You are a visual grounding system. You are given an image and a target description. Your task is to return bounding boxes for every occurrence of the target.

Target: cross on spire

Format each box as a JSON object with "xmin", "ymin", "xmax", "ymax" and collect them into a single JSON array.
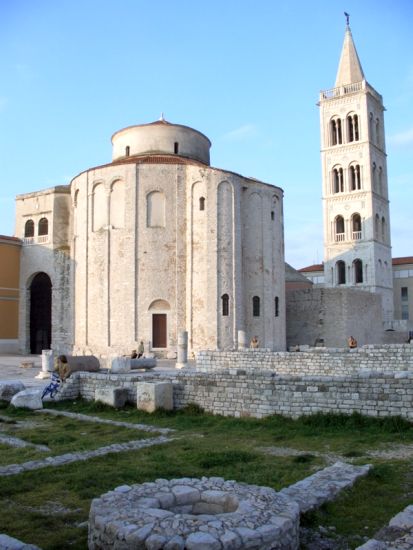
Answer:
[{"xmin": 344, "ymin": 12, "xmax": 350, "ymax": 26}]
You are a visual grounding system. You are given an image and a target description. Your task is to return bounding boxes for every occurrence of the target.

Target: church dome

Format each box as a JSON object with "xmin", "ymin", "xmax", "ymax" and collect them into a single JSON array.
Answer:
[{"xmin": 111, "ymin": 118, "xmax": 211, "ymax": 165}]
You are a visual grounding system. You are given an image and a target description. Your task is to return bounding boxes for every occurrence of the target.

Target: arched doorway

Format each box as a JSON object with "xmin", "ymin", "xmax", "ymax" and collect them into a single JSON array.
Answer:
[{"xmin": 30, "ymin": 273, "xmax": 52, "ymax": 353}]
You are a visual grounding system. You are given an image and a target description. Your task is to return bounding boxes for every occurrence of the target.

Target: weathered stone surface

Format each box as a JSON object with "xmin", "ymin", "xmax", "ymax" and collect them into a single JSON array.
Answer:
[
  {"xmin": 110, "ymin": 357, "xmax": 131, "ymax": 373},
  {"xmin": 88, "ymin": 477, "xmax": 300, "ymax": 549},
  {"xmin": 185, "ymin": 531, "xmax": 220, "ymax": 550},
  {"xmin": 356, "ymin": 504, "xmax": 413, "ymax": 549},
  {"xmin": 130, "ymin": 358, "xmax": 156, "ymax": 370},
  {"xmin": 136, "ymin": 382, "xmax": 173, "ymax": 413},
  {"xmin": 95, "ymin": 388, "xmax": 129, "ymax": 408},
  {"xmin": 280, "ymin": 461, "xmax": 371, "ymax": 513},
  {"xmin": 0, "ymin": 533, "xmax": 41, "ymax": 549},
  {"xmin": 389, "ymin": 504, "xmax": 413, "ymax": 529},
  {"xmin": 10, "ymin": 389, "xmax": 43, "ymax": 410},
  {"xmin": 0, "ymin": 381, "xmax": 25, "ymax": 402}
]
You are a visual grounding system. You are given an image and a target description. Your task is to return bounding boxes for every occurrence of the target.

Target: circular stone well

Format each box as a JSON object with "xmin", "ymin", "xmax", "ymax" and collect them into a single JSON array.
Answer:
[{"xmin": 88, "ymin": 477, "xmax": 299, "ymax": 549}]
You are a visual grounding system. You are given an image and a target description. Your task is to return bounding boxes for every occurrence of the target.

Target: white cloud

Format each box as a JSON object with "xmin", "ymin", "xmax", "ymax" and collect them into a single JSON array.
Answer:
[
  {"xmin": 388, "ymin": 127, "xmax": 413, "ymax": 147},
  {"xmin": 221, "ymin": 124, "xmax": 258, "ymax": 142}
]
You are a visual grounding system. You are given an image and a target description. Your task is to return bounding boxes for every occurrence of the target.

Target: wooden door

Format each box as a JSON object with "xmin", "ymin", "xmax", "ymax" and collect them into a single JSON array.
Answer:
[{"xmin": 152, "ymin": 314, "xmax": 167, "ymax": 348}]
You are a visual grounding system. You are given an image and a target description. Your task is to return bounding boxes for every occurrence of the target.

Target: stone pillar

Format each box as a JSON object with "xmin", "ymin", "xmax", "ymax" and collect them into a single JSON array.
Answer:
[
  {"xmin": 36, "ymin": 349, "xmax": 54, "ymax": 379},
  {"xmin": 238, "ymin": 330, "xmax": 247, "ymax": 350},
  {"xmin": 176, "ymin": 331, "xmax": 188, "ymax": 369}
]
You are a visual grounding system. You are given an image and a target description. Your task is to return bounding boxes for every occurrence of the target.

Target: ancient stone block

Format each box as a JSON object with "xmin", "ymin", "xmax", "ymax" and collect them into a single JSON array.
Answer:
[
  {"xmin": 0, "ymin": 381, "xmax": 25, "ymax": 402},
  {"xmin": 111, "ymin": 357, "xmax": 131, "ymax": 373},
  {"xmin": 95, "ymin": 388, "xmax": 129, "ymax": 408},
  {"xmin": 11, "ymin": 389, "xmax": 43, "ymax": 410},
  {"xmin": 136, "ymin": 382, "xmax": 173, "ymax": 412}
]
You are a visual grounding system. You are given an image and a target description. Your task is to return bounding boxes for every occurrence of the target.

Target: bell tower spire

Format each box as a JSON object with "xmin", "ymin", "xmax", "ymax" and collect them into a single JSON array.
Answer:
[
  {"xmin": 335, "ymin": 17, "xmax": 364, "ymax": 87},
  {"xmin": 318, "ymin": 20, "xmax": 394, "ymax": 323}
]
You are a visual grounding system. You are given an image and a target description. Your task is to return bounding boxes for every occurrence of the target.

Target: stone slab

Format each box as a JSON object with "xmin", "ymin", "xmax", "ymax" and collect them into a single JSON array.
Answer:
[
  {"xmin": 95, "ymin": 387, "xmax": 129, "ymax": 408},
  {"xmin": 136, "ymin": 382, "xmax": 173, "ymax": 412},
  {"xmin": 0, "ymin": 533, "xmax": 41, "ymax": 549},
  {"xmin": 10, "ymin": 389, "xmax": 43, "ymax": 410}
]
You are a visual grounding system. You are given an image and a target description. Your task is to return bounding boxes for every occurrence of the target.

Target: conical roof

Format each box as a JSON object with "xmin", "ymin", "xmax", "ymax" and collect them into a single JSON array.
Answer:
[{"xmin": 335, "ymin": 25, "xmax": 364, "ymax": 87}]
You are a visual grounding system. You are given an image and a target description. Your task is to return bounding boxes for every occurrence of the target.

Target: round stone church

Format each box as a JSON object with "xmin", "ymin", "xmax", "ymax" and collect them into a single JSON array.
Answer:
[{"xmin": 16, "ymin": 118, "xmax": 285, "ymax": 358}]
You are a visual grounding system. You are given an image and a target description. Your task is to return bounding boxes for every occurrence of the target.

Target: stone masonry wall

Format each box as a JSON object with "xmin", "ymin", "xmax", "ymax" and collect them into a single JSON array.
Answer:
[
  {"xmin": 56, "ymin": 345, "xmax": 413, "ymax": 420},
  {"xmin": 196, "ymin": 346, "xmax": 413, "ymax": 376}
]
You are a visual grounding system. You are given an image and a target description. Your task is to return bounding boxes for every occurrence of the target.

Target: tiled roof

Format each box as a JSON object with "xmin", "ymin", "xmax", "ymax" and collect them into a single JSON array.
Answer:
[
  {"xmin": 393, "ymin": 256, "xmax": 413, "ymax": 266},
  {"xmin": 117, "ymin": 154, "xmax": 207, "ymax": 167},
  {"xmin": 0, "ymin": 235, "xmax": 22, "ymax": 244},
  {"xmin": 298, "ymin": 263, "xmax": 324, "ymax": 273}
]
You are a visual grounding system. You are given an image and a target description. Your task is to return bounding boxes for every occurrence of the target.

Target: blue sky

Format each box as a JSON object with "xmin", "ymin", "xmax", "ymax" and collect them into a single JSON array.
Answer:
[{"xmin": 1, "ymin": 0, "xmax": 412, "ymax": 268}]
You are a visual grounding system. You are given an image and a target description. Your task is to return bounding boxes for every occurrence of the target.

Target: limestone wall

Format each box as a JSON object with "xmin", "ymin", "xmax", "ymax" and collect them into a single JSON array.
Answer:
[
  {"xmin": 286, "ymin": 287, "xmax": 383, "ymax": 348},
  {"xmin": 57, "ymin": 344, "xmax": 413, "ymax": 420},
  {"xmin": 196, "ymin": 346, "xmax": 413, "ymax": 375},
  {"xmin": 71, "ymin": 158, "xmax": 285, "ymax": 358}
]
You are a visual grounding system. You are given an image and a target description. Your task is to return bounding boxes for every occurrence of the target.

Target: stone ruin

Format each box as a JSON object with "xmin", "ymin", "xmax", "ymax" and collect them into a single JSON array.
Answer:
[{"xmin": 88, "ymin": 477, "xmax": 300, "ymax": 549}]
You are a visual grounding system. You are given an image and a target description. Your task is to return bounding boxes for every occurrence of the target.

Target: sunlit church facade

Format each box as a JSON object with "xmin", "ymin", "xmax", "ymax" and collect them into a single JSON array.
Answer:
[{"xmin": 0, "ymin": 21, "xmax": 411, "ymax": 356}]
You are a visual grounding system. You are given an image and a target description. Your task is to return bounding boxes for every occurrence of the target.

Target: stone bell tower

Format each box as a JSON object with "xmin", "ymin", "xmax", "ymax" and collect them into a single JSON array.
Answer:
[{"xmin": 318, "ymin": 19, "xmax": 394, "ymax": 323}]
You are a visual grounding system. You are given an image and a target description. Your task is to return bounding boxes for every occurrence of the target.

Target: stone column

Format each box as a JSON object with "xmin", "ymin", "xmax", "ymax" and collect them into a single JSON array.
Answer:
[
  {"xmin": 238, "ymin": 330, "xmax": 247, "ymax": 350},
  {"xmin": 36, "ymin": 349, "xmax": 54, "ymax": 379},
  {"xmin": 176, "ymin": 331, "xmax": 188, "ymax": 369}
]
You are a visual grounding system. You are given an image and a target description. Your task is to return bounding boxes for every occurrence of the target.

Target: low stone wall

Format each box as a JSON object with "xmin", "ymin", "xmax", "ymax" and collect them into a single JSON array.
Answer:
[
  {"xmin": 173, "ymin": 370, "xmax": 413, "ymax": 419},
  {"xmin": 57, "ymin": 369, "xmax": 413, "ymax": 421},
  {"xmin": 197, "ymin": 345, "xmax": 413, "ymax": 376}
]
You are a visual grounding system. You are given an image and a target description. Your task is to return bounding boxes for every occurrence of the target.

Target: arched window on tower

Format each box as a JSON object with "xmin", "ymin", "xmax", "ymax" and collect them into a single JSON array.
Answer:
[
  {"xmin": 372, "ymin": 162, "xmax": 377, "ymax": 192},
  {"xmin": 375, "ymin": 214, "xmax": 380, "ymax": 239},
  {"xmin": 335, "ymin": 215, "xmax": 345, "ymax": 242},
  {"xmin": 332, "ymin": 167, "xmax": 344, "ymax": 193},
  {"xmin": 330, "ymin": 117, "xmax": 342, "ymax": 146},
  {"xmin": 336, "ymin": 261, "xmax": 346, "ymax": 285},
  {"xmin": 199, "ymin": 197, "xmax": 205, "ymax": 211},
  {"xmin": 381, "ymin": 216, "xmax": 386, "ymax": 242},
  {"xmin": 221, "ymin": 294, "xmax": 229, "ymax": 316},
  {"xmin": 38, "ymin": 217, "xmax": 48, "ymax": 236},
  {"xmin": 369, "ymin": 112, "xmax": 374, "ymax": 141},
  {"xmin": 353, "ymin": 259, "xmax": 363, "ymax": 283},
  {"xmin": 347, "ymin": 113, "xmax": 359, "ymax": 142},
  {"xmin": 378, "ymin": 167, "xmax": 383, "ymax": 195},
  {"xmin": 349, "ymin": 164, "xmax": 361, "ymax": 190},
  {"xmin": 376, "ymin": 118, "xmax": 380, "ymax": 147},
  {"xmin": 274, "ymin": 296, "xmax": 279, "ymax": 317},
  {"xmin": 351, "ymin": 213, "xmax": 362, "ymax": 240},
  {"xmin": 24, "ymin": 219, "xmax": 34, "ymax": 238},
  {"xmin": 252, "ymin": 296, "xmax": 260, "ymax": 317}
]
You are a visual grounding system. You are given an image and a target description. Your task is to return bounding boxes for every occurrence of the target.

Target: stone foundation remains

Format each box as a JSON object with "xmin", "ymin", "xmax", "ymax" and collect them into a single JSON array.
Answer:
[
  {"xmin": 55, "ymin": 344, "xmax": 413, "ymax": 420},
  {"xmin": 88, "ymin": 477, "xmax": 300, "ymax": 549}
]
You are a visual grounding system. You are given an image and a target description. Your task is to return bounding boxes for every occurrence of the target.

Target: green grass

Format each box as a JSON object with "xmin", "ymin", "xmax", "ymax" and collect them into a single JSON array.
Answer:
[{"xmin": 0, "ymin": 401, "xmax": 413, "ymax": 549}]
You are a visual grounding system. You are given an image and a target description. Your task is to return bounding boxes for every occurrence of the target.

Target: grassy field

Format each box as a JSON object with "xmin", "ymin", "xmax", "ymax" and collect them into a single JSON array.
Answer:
[{"xmin": 1, "ymin": 399, "xmax": 413, "ymax": 549}]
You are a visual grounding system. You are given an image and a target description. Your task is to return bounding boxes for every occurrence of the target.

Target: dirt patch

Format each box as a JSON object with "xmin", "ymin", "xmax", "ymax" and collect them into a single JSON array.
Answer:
[{"xmin": 259, "ymin": 443, "xmax": 413, "ymax": 463}]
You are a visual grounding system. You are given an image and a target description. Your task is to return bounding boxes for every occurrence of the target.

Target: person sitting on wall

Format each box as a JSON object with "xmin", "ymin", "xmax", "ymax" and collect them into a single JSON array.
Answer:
[
  {"xmin": 131, "ymin": 350, "xmax": 138, "ymax": 359},
  {"xmin": 137, "ymin": 341, "xmax": 144, "ymax": 358},
  {"xmin": 348, "ymin": 336, "xmax": 358, "ymax": 349},
  {"xmin": 250, "ymin": 336, "xmax": 259, "ymax": 349}
]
